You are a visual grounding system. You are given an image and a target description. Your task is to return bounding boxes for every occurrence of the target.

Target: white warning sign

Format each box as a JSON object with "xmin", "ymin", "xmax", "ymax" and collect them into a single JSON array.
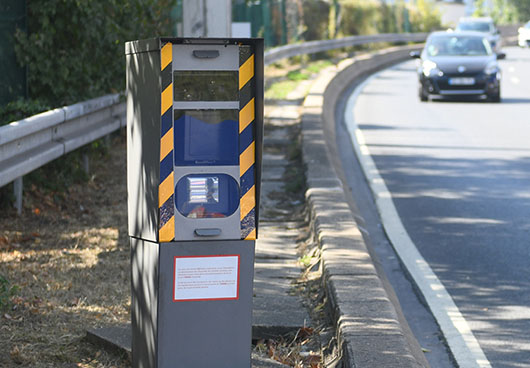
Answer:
[{"xmin": 173, "ymin": 255, "xmax": 240, "ymax": 301}]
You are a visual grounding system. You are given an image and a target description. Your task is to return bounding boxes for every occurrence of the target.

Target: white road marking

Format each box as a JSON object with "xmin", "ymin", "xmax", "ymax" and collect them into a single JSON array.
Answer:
[{"xmin": 344, "ymin": 70, "xmax": 492, "ymax": 368}]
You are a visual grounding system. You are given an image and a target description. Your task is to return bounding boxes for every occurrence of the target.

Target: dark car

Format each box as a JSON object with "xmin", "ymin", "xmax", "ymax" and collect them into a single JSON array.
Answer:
[{"xmin": 411, "ymin": 31, "xmax": 505, "ymax": 102}]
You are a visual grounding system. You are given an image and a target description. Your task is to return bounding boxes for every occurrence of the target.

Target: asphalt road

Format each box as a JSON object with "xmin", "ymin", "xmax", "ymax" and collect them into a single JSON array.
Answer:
[{"xmin": 342, "ymin": 47, "xmax": 530, "ymax": 367}]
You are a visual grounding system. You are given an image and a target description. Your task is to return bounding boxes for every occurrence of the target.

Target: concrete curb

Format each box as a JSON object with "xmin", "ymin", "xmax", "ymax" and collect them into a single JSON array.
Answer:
[{"xmin": 301, "ymin": 46, "xmax": 427, "ymax": 368}]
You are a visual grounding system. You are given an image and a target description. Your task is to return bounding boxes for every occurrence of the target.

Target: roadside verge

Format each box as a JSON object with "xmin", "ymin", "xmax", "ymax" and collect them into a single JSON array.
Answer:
[{"xmin": 300, "ymin": 45, "xmax": 427, "ymax": 367}]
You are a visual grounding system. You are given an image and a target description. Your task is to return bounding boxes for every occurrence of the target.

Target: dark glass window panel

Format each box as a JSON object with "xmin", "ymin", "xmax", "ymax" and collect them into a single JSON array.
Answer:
[
  {"xmin": 175, "ymin": 174, "xmax": 239, "ymax": 219},
  {"xmin": 174, "ymin": 71, "xmax": 238, "ymax": 101},
  {"xmin": 174, "ymin": 110, "xmax": 239, "ymax": 166}
]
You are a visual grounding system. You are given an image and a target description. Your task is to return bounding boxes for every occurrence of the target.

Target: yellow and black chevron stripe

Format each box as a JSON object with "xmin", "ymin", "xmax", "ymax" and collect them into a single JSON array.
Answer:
[
  {"xmin": 159, "ymin": 42, "xmax": 175, "ymax": 242},
  {"xmin": 239, "ymin": 46, "xmax": 256, "ymax": 240}
]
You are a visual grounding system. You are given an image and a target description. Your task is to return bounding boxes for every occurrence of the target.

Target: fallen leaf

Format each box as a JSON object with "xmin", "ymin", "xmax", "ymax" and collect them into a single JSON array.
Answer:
[
  {"xmin": 10, "ymin": 346, "xmax": 25, "ymax": 364},
  {"xmin": 297, "ymin": 327, "xmax": 314, "ymax": 339},
  {"xmin": 0, "ymin": 235, "xmax": 8, "ymax": 246}
]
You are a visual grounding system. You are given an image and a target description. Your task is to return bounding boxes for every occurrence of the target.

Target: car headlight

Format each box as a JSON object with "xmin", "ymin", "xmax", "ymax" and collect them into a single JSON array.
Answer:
[
  {"xmin": 422, "ymin": 60, "xmax": 443, "ymax": 77},
  {"xmin": 484, "ymin": 62, "xmax": 499, "ymax": 75}
]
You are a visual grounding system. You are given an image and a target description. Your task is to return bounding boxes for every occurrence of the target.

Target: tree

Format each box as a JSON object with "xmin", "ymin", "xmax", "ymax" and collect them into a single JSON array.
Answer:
[
  {"xmin": 510, "ymin": 0, "xmax": 530, "ymax": 20},
  {"xmin": 14, "ymin": 0, "xmax": 173, "ymax": 107}
]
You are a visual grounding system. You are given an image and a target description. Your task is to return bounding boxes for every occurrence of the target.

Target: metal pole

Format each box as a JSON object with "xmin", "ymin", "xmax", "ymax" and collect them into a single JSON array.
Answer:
[
  {"xmin": 262, "ymin": 0, "xmax": 273, "ymax": 47},
  {"xmin": 13, "ymin": 177, "xmax": 23, "ymax": 215},
  {"xmin": 280, "ymin": 0, "xmax": 287, "ymax": 44},
  {"xmin": 183, "ymin": 0, "xmax": 231, "ymax": 37},
  {"xmin": 182, "ymin": 0, "xmax": 205, "ymax": 37},
  {"xmin": 82, "ymin": 152, "xmax": 89, "ymax": 175}
]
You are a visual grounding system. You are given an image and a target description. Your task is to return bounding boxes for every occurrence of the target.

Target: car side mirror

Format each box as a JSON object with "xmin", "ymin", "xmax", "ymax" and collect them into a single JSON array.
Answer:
[
  {"xmin": 410, "ymin": 51, "xmax": 421, "ymax": 59},
  {"xmin": 497, "ymin": 52, "xmax": 506, "ymax": 60}
]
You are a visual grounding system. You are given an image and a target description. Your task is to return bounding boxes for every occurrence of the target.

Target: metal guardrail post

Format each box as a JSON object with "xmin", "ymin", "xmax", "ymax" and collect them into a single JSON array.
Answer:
[
  {"xmin": 82, "ymin": 152, "xmax": 90, "ymax": 175},
  {"xmin": 14, "ymin": 177, "xmax": 23, "ymax": 215}
]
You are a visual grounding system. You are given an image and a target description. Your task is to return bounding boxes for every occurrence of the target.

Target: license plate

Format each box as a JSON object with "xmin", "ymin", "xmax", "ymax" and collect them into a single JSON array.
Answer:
[{"xmin": 449, "ymin": 77, "xmax": 475, "ymax": 86}]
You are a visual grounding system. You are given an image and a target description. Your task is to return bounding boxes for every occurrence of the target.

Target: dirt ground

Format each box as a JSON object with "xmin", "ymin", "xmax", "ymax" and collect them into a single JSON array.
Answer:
[{"xmin": 0, "ymin": 131, "xmax": 131, "ymax": 367}]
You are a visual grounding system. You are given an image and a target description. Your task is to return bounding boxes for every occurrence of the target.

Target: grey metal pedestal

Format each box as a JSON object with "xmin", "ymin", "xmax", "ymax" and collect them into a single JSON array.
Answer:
[{"xmin": 131, "ymin": 238, "xmax": 256, "ymax": 368}]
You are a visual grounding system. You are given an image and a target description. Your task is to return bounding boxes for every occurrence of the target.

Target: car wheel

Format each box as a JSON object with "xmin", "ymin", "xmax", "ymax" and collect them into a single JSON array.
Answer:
[{"xmin": 419, "ymin": 86, "xmax": 428, "ymax": 102}]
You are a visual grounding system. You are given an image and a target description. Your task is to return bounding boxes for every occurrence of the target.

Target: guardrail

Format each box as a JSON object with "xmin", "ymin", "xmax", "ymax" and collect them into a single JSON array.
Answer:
[
  {"xmin": 0, "ymin": 32, "xmax": 427, "ymax": 214},
  {"xmin": 0, "ymin": 94, "xmax": 126, "ymax": 212},
  {"xmin": 264, "ymin": 33, "xmax": 427, "ymax": 65}
]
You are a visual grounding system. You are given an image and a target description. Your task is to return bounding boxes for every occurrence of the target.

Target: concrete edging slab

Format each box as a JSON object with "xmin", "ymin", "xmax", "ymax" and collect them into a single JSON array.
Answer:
[{"xmin": 301, "ymin": 45, "xmax": 427, "ymax": 368}]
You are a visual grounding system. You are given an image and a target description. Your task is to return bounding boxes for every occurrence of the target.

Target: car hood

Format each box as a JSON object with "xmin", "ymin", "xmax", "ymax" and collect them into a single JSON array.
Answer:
[{"xmin": 428, "ymin": 55, "xmax": 496, "ymax": 74}]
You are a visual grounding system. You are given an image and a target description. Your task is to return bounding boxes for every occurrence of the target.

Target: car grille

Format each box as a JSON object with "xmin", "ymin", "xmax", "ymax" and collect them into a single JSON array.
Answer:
[{"xmin": 435, "ymin": 73, "xmax": 488, "ymax": 91}]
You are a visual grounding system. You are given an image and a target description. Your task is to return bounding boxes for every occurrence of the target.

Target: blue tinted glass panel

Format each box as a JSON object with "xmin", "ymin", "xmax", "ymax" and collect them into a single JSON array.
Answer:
[
  {"xmin": 175, "ymin": 174, "xmax": 239, "ymax": 219},
  {"xmin": 174, "ymin": 110, "xmax": 239, "ymax": 166}
]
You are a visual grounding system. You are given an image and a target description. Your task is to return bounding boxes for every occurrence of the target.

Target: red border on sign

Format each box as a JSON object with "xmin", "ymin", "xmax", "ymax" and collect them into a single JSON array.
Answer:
[{"xmin": 172, "ymin": 254, "xmax": 241, "ymax": 302}]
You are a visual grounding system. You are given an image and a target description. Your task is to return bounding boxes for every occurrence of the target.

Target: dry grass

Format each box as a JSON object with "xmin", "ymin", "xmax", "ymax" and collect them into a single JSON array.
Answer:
[{"xmin": 0, "ymin": 131, "xmax": 130, "ymax": 367}]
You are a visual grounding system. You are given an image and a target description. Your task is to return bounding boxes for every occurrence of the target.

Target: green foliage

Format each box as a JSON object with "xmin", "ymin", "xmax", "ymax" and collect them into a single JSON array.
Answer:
[
  {"xmin": 491, "ymin": 0, "xmax": 518, "ymax": 24},
  {"xmin": 505, "ymin": 0, "xmax": 530, "ymax": 21},
  {"xmin": 305, "ymin": 60, "xmax": 333, "ymax": 74},
  {"xmin": 0, "ymin": 275, "xmax": 19, "ymax": 312},
  {"xmin": 1, "ymin": 1, "xmax": 173, "ymax": 209},
  {"xmin": 265, "ymin": 59, "xmax": 333, "ymax": 100},
  {"xmin": 26, "ymin": 151, "xmax": 89, "ymax": 193},
  {"xmin": 287, "ymin": 70, "xmax": 312, "ymax": 81},
  {"xmin": 301, "ymin": 0, "xmax": 331, "ymax": 40},
  {"xmin": 0, "ymin": 184, "xmax": 15, "ymax": 210},
  {"xmin": 473, "ymin": 0, "xmax": 488, "ymax": 16},
  {"xmin": 338, "ymin": 0, "xmax": 381, "ymax": 36},
  {"xmin": 336, "ymin": 0, "xmax": 441, "ymax": 37},
  {"xmin": 265, "ymin": 80, "xmax": 299, "ymax": 100},
  {"xmin": 14, "ymin": 0, "xmax": 174, "ymax": 108},
  {"xmin": 409, "ymin": 0, "xmax": 442, "ymax": 33},
  {"xmin": 0, "ymin": 98, "xmax": 50, "ymax": 126}
]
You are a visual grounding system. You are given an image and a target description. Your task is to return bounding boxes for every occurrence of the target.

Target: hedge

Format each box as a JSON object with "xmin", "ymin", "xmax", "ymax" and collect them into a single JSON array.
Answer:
[{"xmin": 13, "ymin": 0, "xmax": 174, "ymax": 111}]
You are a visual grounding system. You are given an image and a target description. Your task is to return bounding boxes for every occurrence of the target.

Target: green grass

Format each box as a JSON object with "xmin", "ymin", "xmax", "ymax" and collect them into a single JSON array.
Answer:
[
  {"xmin": 0, "ymin": 275, "xmax": 18, "ymax": 311},
  {"xmin": 265, "ymin": 59, "xmax": 334, "ymax": 100},
  {"xmin": 265, "ymin": 80, "xmax": 300, "ymax": 100}
]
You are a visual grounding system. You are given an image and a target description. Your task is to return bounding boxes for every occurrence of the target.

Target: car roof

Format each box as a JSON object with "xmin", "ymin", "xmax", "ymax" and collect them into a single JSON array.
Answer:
[
  {"xmin": 458, "ymin": 16, "xmax": 494, "ymax": 23},
  {"xmin": 428, "ymin": 30, "xmax": 488, "ymax": 38}
]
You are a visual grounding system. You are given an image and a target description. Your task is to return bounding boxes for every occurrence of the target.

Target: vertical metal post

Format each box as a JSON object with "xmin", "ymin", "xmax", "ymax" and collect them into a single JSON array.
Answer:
[
  {"xmin": 13, "ymin": 177, "xmax": 23, "ymax": 215},
  {"xmin": 280, "ymin": 0, "xmax": 287, "ymax": 45},
  {"xmin": 82, "ymin": 153, "xmax": 89, "ymax": 175},
  {"xmin": 262, "ymin": 0, "xmax": 273, "ymax": 47},
  {"xmin": 182, "ymin": 0, "xmax": 231, "ymax": 37},
  {"xmin": 205, "ymin": 0, "xmax": 231, "ymax": 37},
  {"xmin": 182, "ymin": 0, "xmax": 205, "ymax": 37}
]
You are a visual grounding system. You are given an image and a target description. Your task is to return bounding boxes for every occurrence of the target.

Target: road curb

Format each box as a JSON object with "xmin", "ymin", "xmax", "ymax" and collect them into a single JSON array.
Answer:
[{"xmin": 300, "ymin": 45, "xmax": 428, "ymax": 367}]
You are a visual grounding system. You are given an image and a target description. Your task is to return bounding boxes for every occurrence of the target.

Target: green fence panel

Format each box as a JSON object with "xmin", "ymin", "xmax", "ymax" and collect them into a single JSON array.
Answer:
[
  {"xmin": 232, "ymin": 0, "xmax": 293, "ymax": 47},
  {"xmin": 0, "ymin": 0, "xmax": 27, "ymax": 106}
]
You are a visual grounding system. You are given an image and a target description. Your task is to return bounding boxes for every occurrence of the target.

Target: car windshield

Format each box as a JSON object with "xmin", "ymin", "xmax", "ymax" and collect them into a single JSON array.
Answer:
[
  {"xmin": 426, "ymin": 35, "xmax": 492, "ymax": 57},
  {"xmin": 457, "ymin": 22, "xmax": 491, "ymax": 33}
]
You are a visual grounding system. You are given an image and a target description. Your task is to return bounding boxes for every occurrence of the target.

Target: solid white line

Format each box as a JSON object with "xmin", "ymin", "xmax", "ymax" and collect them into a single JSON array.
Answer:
[{"xmin": 344, "ymin": 69, "xmax": 492, "ymax": 368}]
